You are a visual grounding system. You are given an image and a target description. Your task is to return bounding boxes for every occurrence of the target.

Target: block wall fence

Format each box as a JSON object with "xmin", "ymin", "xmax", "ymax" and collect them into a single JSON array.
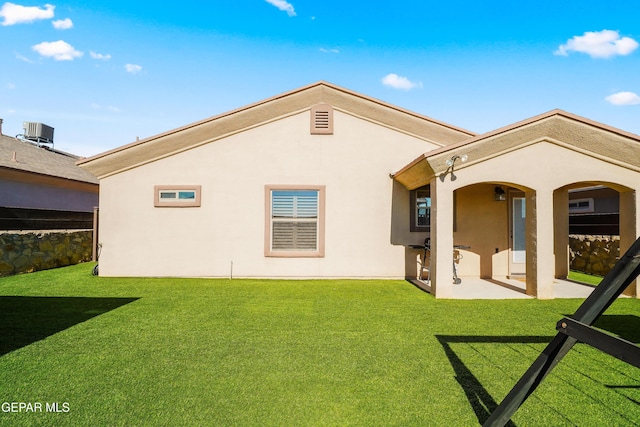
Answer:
[
  {"xmin": 569, "ymin": 235, "xmax": 619, "ymax": 277},
  {"xmin": 0, "ymin": 230, "xmax": 93, "ymax": 277}
]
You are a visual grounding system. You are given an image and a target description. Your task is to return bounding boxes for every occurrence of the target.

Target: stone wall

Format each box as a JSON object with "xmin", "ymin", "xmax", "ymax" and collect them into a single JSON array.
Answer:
[
  {"xmin": 0, "ymin": 230, "xmax": 93, "ymax": 277},
  {"xmin": 569, "ymin": 235, "xmax": 619, "ymax": 277}
]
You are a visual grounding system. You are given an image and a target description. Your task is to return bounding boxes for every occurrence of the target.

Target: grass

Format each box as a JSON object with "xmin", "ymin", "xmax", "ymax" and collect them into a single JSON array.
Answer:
[
  {"xmin": 568, "ymin": 270, "xmax": 605, "ymax": 286},
  {"xmin": 0, "ymin": 263, "xmax": 638, "ymax": 426}
]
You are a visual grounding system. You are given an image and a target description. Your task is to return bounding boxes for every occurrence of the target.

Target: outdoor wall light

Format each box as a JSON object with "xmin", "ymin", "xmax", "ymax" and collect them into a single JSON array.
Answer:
[
  {"xmin": 440, "ymin": 154, "xmax": 468, "ymax": 182},
  {"xmin": 494, "ymin": 185, "xmax": 506, "ymax": 201},
  {"xmin": 445, "ymin": 154, "xmax": 468, "ymax": 168}
]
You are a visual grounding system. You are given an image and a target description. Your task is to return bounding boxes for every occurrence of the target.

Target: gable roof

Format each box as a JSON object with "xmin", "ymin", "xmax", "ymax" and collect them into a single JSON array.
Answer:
[
  {"xmin": 393, "ymin": 109, "xmax": 640, "ymax": 190},
  {"xmin": 0, "ymin": 134, "xmax": 98, "ymax": 185},
  {"xmin": 78, "ymin": 81, "xmax": 475, "ymax": 179}
]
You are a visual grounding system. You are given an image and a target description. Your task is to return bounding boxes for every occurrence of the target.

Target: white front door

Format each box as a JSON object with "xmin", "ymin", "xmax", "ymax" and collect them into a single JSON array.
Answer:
[{"xmin": 509, "ymin": 195, "xmax": 526, "ymax": 276}]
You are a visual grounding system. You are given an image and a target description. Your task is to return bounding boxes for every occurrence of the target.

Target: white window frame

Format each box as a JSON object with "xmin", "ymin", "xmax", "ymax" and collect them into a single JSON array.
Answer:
[
  {"xmin": 569, "ymin": 198, "xmax": 594, "ymax": 214},
  {"xmin": 154, "ymin": 185, "xmax": 201, "ymax": 207},
  {"xmin": 264, "ymin": 185, "xmax": 325, "ymax": 258}
]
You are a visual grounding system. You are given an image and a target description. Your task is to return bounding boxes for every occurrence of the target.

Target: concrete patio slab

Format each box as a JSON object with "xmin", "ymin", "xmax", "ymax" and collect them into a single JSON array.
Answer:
[{"xmin": 411, "ymin": 277, "xmax": 598, "ymax": 299}]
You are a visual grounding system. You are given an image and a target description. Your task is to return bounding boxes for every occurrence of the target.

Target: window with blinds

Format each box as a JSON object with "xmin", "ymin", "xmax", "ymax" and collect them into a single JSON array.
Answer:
[
  {"xmin": 271, "ymin": 190, "xmax": 318, "ymax": 251},
  {"xmin": 265, "ymin": 185, "xmax": 325, "ymax": 257}
]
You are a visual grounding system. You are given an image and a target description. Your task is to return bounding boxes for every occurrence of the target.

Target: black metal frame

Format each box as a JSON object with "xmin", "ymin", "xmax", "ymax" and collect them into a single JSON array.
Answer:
[
  {"xmin": 557, "ymin": 317, "xmax": 640, "ymax": 369},
  {"xmin": 484, "ymin": 236, "xmax": 640, "ymax": 427}
]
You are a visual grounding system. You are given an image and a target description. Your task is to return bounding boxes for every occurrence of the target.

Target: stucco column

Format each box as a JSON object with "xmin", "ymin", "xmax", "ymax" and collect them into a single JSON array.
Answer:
[
  {"xmin": 430, "ymin": 177, "xmax": 454, "ymax": 298},
  {"xmin": 553, "ymin": 189, "xmax": 569, "ymax": 279},
  {"xmin": 619, "ymin": 190, "xmax": 638, "ymax": 297},
  {"xmin": 525, "ymin": 189, "xmax": 555, "ymax": 299}
]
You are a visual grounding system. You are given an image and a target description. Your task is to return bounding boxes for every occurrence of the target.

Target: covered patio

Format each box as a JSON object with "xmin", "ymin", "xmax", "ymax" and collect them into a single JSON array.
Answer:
[{"xmin": 395, "ymin": 110, "xmax": 640, "ymax": 299}]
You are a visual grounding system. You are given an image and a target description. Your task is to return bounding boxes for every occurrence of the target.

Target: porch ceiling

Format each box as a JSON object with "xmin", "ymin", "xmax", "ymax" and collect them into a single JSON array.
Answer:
[{"xmin": 393, "ymin": 109, "xmax": 640, "ymax": 190}]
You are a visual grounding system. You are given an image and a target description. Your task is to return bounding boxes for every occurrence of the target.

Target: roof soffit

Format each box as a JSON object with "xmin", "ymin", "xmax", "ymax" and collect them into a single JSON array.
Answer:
[
  {"xmin": 394, "ymin": 113, "xmax": 640, "ymax": 189},
  {"xmin": 78, "ymin": 82, "xmax": 474, "ymax": 179}
]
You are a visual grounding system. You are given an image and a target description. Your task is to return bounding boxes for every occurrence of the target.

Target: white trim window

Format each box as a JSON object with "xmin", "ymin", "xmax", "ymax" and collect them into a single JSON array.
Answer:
[
  {"xmin": 272, "ymin": 190, "xmax": 318, "ymax": 250},
  {"xmin": 569, "ymin": 198, "xmax": 594, "ymax": 214},
  {"xmin": 154, "ymin": 185, "xmax": 201, "ymax": 207},
  {"xmin": 265, "ymin": 185, "xmax": 325, "ymax": 257}
]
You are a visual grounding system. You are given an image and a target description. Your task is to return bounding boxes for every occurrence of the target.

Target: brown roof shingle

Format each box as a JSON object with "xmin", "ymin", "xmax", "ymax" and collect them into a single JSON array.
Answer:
[{"xmin": 0, "ymin": 134, "xmax": 98, "ymax": 184}]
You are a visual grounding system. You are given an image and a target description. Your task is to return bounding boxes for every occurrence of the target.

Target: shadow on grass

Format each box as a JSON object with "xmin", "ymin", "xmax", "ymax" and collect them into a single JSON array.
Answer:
[
  {"xmin": 593, "ymin": 315, "xmax": 640, "ymax": 343},
  {"xmin": 436, "ymin": 335, "xmax": 553, "ymax": 427},
  {"xmin": 438, "ymin": 315, "xmax": 640, "ymax": 425},
  {"xmin": 0, "ymin": 296, "xmax": 138, "ymax": 356}
]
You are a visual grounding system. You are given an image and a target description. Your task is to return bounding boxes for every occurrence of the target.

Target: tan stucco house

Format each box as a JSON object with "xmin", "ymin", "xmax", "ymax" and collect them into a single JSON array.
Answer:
[{"xmin": 78, "ymin": 82, "xmax": 640, "ymax": 298}]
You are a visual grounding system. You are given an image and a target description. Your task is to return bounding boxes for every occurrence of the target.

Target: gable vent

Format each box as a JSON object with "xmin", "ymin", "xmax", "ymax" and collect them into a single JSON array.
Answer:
[{"xmin": 310, "ymin": 104, "xmax": 333, "ymax": 135}]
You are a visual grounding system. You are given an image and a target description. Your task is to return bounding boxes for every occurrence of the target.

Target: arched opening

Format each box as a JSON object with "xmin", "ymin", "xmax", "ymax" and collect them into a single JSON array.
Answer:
[
  {"xmin": 452, "ymin": 182, "xmax": 533, "ymax": 281},
  {"xmin": 554, "ymin": 182, "xmax": 636, "ymax": 296}
]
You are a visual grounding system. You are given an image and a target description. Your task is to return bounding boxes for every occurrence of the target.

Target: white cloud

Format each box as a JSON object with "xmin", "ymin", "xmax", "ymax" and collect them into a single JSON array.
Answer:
[
  {"xmin": 90, "ymin": 51, "xmax": 111, "ymax": 60},
  {"xmin": 15, "ymin": 52, "xmax": 34, "ymax": 63},
  {"xmin": 319, "ymin": 48, "xmax": 339, "ymax": 54},
  {"xmin": 0, "ymin": 2, "xmax": 55, "ymax": 26},
  {"xmin": 91, "ymin": 103, "xmax": 122, "ymax": 113},
  {"xmin": 381, "ymin": 73, "xmax": 422, "ymax": 90},
  {"xmin": 555, "ymin": 30, "xmax": 639, "ymax": 58},
  {"xmin": 265, "ymin": 0, "xmax": 296, "ymax": 17},
  {"xmin": 32, "ymin": 40, "xmax": 83, "ymax": 61},
  {"xmin": 125, "ymin": 63, "xmax": 142, "ymax": 74},
  {"xmin": 605, "ymin": 91, "xmax": 640, "ymax": 105},
  {"xmin": 52, "ymin": 18, "xmax": 72, "ymax": 29}
]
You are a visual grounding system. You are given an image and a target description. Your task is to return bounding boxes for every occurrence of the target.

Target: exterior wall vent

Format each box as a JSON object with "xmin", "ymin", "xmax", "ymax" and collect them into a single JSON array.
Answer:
[
  {"xmin": 22, "ymin": 122, "xmax": 55, "ymax": 146},
  {"xmin": 310, "ymin": 104, "xmax": 333, "ymax": 135}
]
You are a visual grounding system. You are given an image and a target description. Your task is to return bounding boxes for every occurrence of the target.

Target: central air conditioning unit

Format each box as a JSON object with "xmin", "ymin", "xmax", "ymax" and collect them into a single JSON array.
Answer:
[{"xmin": 22, "ymin": 122, "xmax": 55, "ymax": 146}]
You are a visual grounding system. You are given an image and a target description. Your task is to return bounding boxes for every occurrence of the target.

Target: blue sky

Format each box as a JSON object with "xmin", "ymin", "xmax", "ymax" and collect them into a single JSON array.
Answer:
[{"xmin": 1, "ymin": 0, "xmax": 639, "ymax": 157}]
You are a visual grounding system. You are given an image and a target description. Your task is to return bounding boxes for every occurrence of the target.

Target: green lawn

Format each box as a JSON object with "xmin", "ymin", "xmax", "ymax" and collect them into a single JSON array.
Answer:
[
  {"xmin": 1, "ymin": 264, "xmax": 638, "ymax": 426},
  {"xmin": 568, "ymin": 270, "xmax": 604, "ymax": 286}
]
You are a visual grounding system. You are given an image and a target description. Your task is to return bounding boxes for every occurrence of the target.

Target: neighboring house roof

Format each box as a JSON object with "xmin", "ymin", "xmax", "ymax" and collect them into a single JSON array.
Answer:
[
  {"xmin": 0, "ymin": 134, "xmax": 98, "ymax": 185},
  {"xmin": 393, "ymin": 109, "xmax": 640, "ymax": 190},
  {"xmin": 78, "ymin": 81, "xmax": 476, "ymax": 179}
]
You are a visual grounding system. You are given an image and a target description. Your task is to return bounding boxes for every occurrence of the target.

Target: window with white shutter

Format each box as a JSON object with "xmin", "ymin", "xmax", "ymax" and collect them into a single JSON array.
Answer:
[{"xmin": 265, "ymin": 185, "xmax": 325, "ymax": 257}]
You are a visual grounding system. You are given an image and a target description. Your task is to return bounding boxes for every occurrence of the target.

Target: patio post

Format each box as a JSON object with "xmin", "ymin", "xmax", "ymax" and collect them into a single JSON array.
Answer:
[
  {"xmin": 553, "ymin": 189, "xmax": 569, "ymax": 279},
  {"xmin": 619, "ymin": 189, "xmax": 639, "ymax": 296},
  {"xmin": 525, "ymin": 189, "xmax": 555, "ymax": 299},
  {"xmin": 430, "ymin": 177, "xmax": 455, "ymax": 298}
]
